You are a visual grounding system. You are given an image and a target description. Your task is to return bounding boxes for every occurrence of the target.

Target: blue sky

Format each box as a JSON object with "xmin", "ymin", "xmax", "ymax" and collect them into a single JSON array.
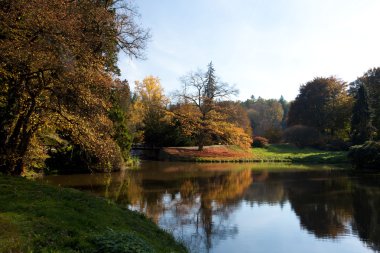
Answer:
[{"xmin": 118, "ymin": 0, "xmax": 380, "ymax": 101}]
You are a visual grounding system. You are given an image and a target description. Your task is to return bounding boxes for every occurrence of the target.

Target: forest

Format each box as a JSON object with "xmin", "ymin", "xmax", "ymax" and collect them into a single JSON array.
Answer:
[{"xmin": 1, "ymin": 0, "xmax": 380, "ymax": 176}]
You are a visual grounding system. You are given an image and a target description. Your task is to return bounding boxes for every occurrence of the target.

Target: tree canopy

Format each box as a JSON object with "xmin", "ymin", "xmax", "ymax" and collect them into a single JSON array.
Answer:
[
  {"xmin": 350, "ymin": 68, "xmax": 380, "ymax": 140},
  {"xmin": 287, "ymin": 77, "xmax": 353, "ymax": 139},
  {"xmin": 175, "ymin": 63, "xmax": 251, "ymax": 150},
  {"xmin": 0, "ymin": 0, "xmax": 149, "ymax": 174},
  {"xmin": 351, "ymin": 84, "xmax": 376, "ymax": 145},
  {"xmin": 242, "ymin": 97, "xmax": 284, "ymax": 142},
  {"xmin": 133, "ymin": 76, "xmax": 170, "ymax": 146}
]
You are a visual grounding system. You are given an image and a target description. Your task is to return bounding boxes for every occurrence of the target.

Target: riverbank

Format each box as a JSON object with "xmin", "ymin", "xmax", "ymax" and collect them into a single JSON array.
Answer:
[
  {"xmin": 160, "ymin": 144, "xmax": 348, "ymax": 164},
  {"xmin": 0, "ymin": 175, "xmax": 187, "ymax": 253}
]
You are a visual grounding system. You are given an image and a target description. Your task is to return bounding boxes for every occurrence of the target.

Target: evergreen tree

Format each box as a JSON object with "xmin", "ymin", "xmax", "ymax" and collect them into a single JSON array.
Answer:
[
  {"xmin": 279, "ymin": 95, "xmax": 289, "ymax": 129},
  {"xmin": 109, "ymin": 80, "xmax": 133, "ymax": 161},
  {"xmin": 205, "ymin": 62, "xmax": 216, "ymax": 99},
  {"xmin": 351, "ymin": 68, "xmax": 380, "ymax": 139},
  {"xmin": 351, "ymin": 85, "xmax": 376, "ymax": 144}
]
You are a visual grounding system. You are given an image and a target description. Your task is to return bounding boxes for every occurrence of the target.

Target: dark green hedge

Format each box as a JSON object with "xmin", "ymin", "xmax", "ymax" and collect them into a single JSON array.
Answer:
[{"xmin": 348, "ymin": 141, "xmax": 380, "ymax": 170}]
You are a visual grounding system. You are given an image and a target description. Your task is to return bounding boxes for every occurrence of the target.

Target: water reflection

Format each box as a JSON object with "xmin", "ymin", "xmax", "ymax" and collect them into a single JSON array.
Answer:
[{"xmin": 42, "ymin": 162, "xmax": 380, "ymax": 253}]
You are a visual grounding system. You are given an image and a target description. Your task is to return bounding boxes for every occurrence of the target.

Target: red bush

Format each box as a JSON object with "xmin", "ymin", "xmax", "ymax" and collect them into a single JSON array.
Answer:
[{"xmin": 252, "ymin": 136, "xmax": 269, "ymax": 148}]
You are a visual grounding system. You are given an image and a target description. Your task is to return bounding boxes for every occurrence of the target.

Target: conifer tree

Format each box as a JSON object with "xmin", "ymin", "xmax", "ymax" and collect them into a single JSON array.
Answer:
[
  {"xmin": 351, "ymin": 85, "xmax": 376, "ymax": 144},
  {"xmin": 205, "ymin": 62, "xmax": 216, "ymax": 99}
]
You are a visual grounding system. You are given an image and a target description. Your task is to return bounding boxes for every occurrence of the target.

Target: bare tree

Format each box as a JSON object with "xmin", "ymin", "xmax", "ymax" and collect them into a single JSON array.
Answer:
[{"xmin": 176, "ymin": 62, "xmax": 239, "ymax": 150}]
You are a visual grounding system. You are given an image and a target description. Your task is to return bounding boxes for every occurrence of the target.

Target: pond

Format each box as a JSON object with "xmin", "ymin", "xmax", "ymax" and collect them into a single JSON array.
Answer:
[{"xmin": 41, "ymin": 162, "xmax": 380, "ymax": 253}]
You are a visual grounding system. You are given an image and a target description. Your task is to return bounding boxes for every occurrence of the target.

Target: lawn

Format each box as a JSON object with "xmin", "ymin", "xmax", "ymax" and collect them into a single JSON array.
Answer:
[
  {"xmin": 251, "ymin": 144, "xmax": 349, "ymax": 163},
  {"xmin": 0, "ymin": 175, "xmax": 187, "ymax": 253}
]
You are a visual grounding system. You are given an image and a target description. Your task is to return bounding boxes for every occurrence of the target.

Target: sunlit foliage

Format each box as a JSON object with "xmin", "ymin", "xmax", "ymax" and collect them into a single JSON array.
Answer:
[
  {"xmin": 132, "ymin": 76, "xmax": 170, "ymax": 146},
  {"xmin": 0, "ymin": 0, "xmax": 149, "ymax": 174},
  {"xmin": 175, "ymin": 63, "xmax": 252, "ymax": 150}
]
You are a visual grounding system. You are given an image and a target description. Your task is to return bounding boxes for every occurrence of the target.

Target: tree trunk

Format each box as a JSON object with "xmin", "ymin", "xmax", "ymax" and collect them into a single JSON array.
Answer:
[
  {"xmin": 197, "ymin": 114, "xmax": 207, "ymax": 151},
  {"xmin": 0, "ymin": 112, "xmax": 35, "ymax": 175}
]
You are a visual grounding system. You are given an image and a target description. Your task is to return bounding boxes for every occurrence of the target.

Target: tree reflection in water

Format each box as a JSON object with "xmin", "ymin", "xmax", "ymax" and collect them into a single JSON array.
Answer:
[
  {"xmin": 351, "ymin": 177, "xmax": 380, "ymax": 252},
  {"xmin": 42, "ymin": 163, "xmax": 380, "ymax": 253},
  {"xmin": 126, "ymin": 169, "xmax": 253, "ymax": 252}
]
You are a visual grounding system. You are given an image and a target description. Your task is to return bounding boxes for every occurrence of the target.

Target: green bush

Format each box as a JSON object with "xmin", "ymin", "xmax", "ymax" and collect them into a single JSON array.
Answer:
[
  {"xmin": 252, "ymin": 136, "xmax": 269, "ymax": 148},
  {"xmin": 348, "ymin": 141, "xmax": 380, "ymax": 170}
]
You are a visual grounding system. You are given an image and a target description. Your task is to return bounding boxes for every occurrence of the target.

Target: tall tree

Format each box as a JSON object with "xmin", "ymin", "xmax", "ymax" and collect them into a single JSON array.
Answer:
[
  {"xmin": 0, "ymin": 0, "xmax": 149, "ymax": 174},
  {"xmin": 279, "ymin": 95, "xmax": 289, "ymax": 129},
  {"xmin": 350, "ymin": 68, "xmax": 380, "ymax": 140},
  {"xmin": 287, "ymin": 77, "xmax": 353, "ymax": 139},
  {"xmin": 109, "ymin": 79, "xmax": 133, "ymax": 161},
  {"xmin": 351, "ymin": 85, "xmax": 376, "ymax": 144},
  {"xmin": 133, "ymin": 76, "xmax": 169, "ymax": 146},
  {"xmin": 176, "ymin": 63, "xmax": 251, "ymax": 150}
]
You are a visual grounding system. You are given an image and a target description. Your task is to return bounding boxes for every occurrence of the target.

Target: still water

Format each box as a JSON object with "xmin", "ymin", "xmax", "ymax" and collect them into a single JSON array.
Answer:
[{"xmin": 42, "ymin": 162, "xmax": 380, "ymax": 253}]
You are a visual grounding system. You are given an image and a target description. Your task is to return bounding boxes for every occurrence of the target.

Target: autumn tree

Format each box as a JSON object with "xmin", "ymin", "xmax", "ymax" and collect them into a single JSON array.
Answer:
[
  {"xmin": 217, "ymin": 101, "xmax": 252, "ymax": 137},
  {"xmin": 0, "ymin": 0, "xmax": 149, "ymax": 174},
  {"xmin": 287, "ymin": 77, "xmax": 353, "ymax": 139},
  {"xmin": 243, "ymin": 97, "xmax": 284, "ymax": 142},
  {"xmin": 133, "ymin": 76, "xmax": 170, "ymax": 146},
  {"xmin": 176, "ymin": 63, "xmax": 251, "ymax": 150},
  {"xmin": 351, "ymin": 85, "xmax": 376, "ymax": 145}
]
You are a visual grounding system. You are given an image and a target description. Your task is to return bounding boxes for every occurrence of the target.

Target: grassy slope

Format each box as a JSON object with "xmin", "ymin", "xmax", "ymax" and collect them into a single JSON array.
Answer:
[
  {"xmin": 161, "ymin": 144, "xmax": 348, "ymax": 164},
  {"xmin": 0, "ymin": 176, "xmax": 186, "ymax": 253}
]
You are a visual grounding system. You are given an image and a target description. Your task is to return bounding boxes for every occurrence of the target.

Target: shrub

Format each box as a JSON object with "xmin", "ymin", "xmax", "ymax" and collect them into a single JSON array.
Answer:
[
  {"xmin": 348, "ymin": 141, "xmax": 380, "ymax": 170},
  {"xmin": 283, "ymin": 125, "xmax": 322, "ymax": 148},
  {"xmin": 252, "ymin": 136, "xmax": 269, "ymax": 148}
]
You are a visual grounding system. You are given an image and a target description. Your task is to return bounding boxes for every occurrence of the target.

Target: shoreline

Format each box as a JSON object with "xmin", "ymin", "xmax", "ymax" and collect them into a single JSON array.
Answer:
[
  {"xmin": 156, "ymin": 144, "xmax": 349, "ymax": 164},
  {"xmin": 0, "ymin": 175, "xmax": 187, "ymax": 253}
]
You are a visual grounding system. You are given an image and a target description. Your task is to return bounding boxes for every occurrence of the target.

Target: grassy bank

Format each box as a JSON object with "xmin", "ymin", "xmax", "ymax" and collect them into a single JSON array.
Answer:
[
  {"xmin": 160, "ymin": 144, "xmax": 348, "ymax": 164},
  {"xmin": 0, "ymin": 176, "xmax": 186, "ymax": 253}
]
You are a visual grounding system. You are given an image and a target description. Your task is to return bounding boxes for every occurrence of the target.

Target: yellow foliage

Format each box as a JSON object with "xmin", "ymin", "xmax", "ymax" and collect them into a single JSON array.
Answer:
[
  {"xmin": 135, "ymin": 76, "xmax": 168, "ymax": 106},
  {"xmin": 172, "ymin": 104, "xmax": 252, "ymax": 149}
]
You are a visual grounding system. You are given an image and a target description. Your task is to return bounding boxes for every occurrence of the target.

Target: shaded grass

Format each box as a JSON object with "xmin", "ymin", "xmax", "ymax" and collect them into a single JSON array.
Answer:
[{"xmin": 0, "ymin": 175, "xmax": 187, "ymax": 253}]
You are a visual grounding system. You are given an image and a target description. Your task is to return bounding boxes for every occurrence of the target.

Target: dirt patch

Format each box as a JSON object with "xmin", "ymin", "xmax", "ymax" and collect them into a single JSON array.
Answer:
[{"xmin": 162, "ymin": 145, "xmax": 251, "ymax": 159}]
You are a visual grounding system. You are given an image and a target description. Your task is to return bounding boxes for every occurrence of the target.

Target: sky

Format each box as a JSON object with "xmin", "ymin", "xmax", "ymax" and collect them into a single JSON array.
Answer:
[{"xmin": 118, "ymin": 0, "xmax": 380, "ymax": 101}]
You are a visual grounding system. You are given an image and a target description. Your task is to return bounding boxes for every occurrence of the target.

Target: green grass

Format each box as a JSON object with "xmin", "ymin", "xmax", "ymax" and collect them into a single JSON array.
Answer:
[
  {"xmin": 0, "ymin": 175, "xmax": 187, "ymax": 253},
  {"xmin": 251, "ymin": 144, "xmax": 349, "ymax": 164}
]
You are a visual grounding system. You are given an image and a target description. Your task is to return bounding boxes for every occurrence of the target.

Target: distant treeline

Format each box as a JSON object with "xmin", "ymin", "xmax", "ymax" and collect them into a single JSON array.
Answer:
[{"xmin": 243, "ymin": 71, "xmax": 379, "ymax": 149}]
